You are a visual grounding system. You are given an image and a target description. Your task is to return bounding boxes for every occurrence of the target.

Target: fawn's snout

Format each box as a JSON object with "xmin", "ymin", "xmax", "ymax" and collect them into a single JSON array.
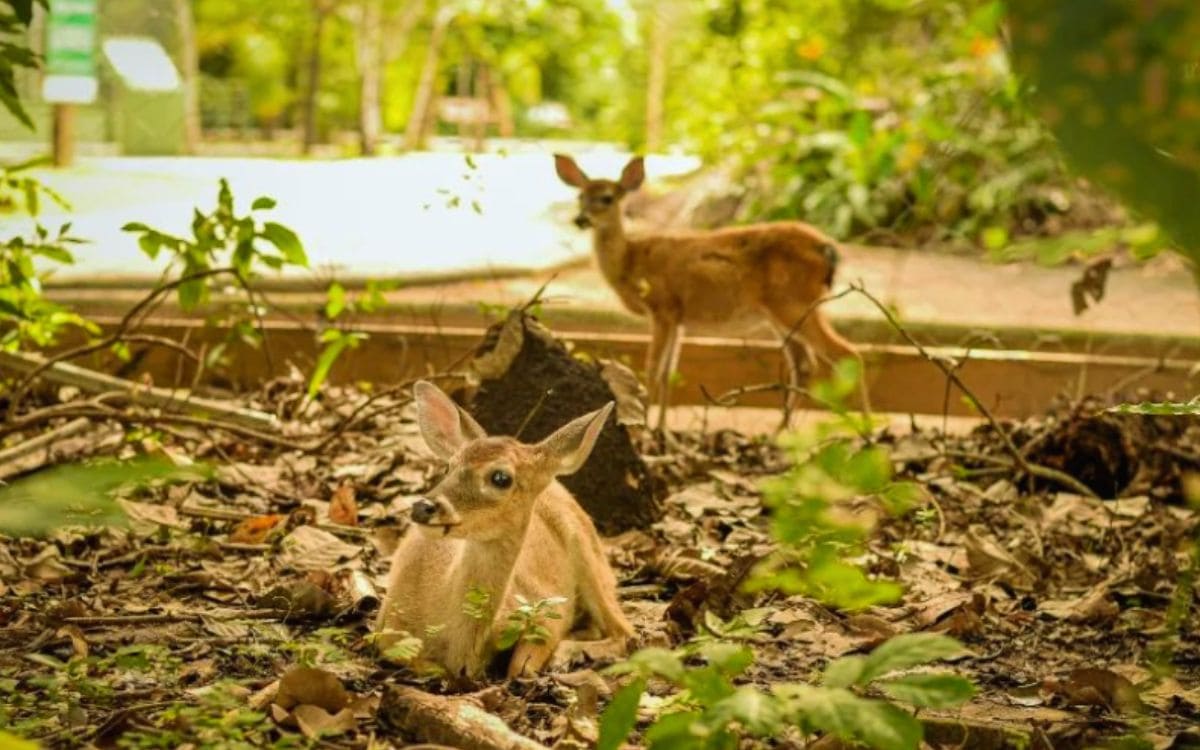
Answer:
[
  {"xmin": 410, "ymin": 497, "xmax": 461, "ymax": 528},
  {"xmin": 573, "ymin": 213, "xmax": 592, "ymax": 229}
]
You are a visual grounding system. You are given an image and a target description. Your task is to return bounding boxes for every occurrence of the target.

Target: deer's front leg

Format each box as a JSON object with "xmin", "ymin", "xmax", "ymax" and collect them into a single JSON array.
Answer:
[
  {"xmin": 504, "ymin": 603, "xmax": 574, "ymax": 678},
  {"xmin": 645, "ymin": 316, "xmax": 669, "ymax": 404}
]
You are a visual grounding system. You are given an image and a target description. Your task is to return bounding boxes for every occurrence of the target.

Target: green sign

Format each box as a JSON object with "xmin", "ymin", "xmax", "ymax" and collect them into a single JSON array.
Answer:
[{"xmin": 45, "ymin": 0, "xmax": 97, "ymax": 78}]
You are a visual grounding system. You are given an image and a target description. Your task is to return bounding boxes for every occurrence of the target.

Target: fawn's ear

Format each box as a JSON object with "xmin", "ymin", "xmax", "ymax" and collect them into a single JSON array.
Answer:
[
  {"xmin": 619, "ymin": 156, "xmax": 645, "ymax": 192},
  {"xmin": 554, "ymin": 154, "xmax": 589, "ymax": 188},
  {"xmin": 413, "ymin": 381, "xmax": 487, "ymax": 459},
  {"xmin": 536, "ymin": 401, "xmax": 614, "ymax": 477}
]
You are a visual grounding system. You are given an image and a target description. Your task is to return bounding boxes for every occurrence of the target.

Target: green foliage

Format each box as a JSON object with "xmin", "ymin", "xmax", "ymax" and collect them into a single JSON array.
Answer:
[
  {"xmin": 0, "ymin": 458, "xmax": 207, "ymax": 537},
  {"xmin": 463, "ymin": 584, "xmax": 493, "ymax": 620},
  {"xmin": 661, "ymin": 0, "xmax": 1072, "ymax": 245},
  {"xmin": 0, "ymin": 222, "xmax": 96, "ymax": 351},
  {"xmin": 380, "ymin": 633, "xmax": 424, "ymax": 664},
  {"xmin": 0, "ymin": 0, "xmax": 46, "ymax": 129},
  {"xmin": 603, "ymin": 629, "xmax": 971, "ymax": 750},
  {"xmin": 122, "ymin": 179, "xmax": 308, "ymax": 311},
  {"xmin": 496, "ymin": 594, "xmax": 567, "ymax": 650},
  {"xmin": 1007, "ymin": 0, "xmax": 1200, "ymax": 260},
  {"xmin": 305, "ymin": 279, "xmax": 393, "ymax": 399},
  {"xmin": 751, "ymin": 360, "xmax": 917, "ymax": 610},
  {"xmin": 306, "ymin": 328, "xmax": 367, "ymax": 400},
  {"xmin": 599, "ymin": 362, "xmax": 972, "ymax": 750}
]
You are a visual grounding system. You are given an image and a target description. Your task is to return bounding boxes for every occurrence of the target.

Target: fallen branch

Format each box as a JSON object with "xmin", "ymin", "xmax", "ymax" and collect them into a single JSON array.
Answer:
[
  {"xmin": 379, "ymin": 685, "xmax": 546, "ymax": 750},
  {"xmin": 0, "ymin": 350, "xmax": 278, "ymax": 432},
  {"xmin": 61, "ymin": 608, "xmax": 295, "ymax": 628},
  {"xmin": 849, "ymin": 282, "xmax": 1099, "ymax": 498},
  {"xmin": 5, "ymin": 267, "xmax": 241, "ymax": 419},
  {"xmin": 0, "ymin": 417, "xmax": 91, "ymax": 480}
]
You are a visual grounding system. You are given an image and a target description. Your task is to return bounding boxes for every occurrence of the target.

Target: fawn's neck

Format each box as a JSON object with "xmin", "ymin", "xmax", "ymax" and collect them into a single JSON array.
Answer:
[
  {"xmin": 454, "ymin": 510, "xmax": 534, "ymax": 605},
  {"xmin": 590, "ymin": 217, "xmax": 631, "ymax": 285}
]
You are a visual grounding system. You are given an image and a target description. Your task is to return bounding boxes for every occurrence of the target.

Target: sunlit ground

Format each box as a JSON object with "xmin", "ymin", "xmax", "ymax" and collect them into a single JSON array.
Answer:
[{"xmin": 1, "ymin": 142, "xmax": 701, "ymax": 279}]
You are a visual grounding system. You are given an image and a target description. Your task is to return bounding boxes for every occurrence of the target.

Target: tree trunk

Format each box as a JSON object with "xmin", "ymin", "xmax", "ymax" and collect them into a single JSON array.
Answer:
[
  {"xmin": 302, "ymin": 0, "xmax": 333, "ymax": 155},
  {"xmin": 384, "ymin": 0, "xmax": 427, "ymax": 63},
  {"xmin": 174, "ymin": 0, "xmax": 202, "ymax": 152},
  {"xmin": 402, "ymin": 6, "xmax": 453, "ymax": 151},
  {"xmin": 356, "ymin": 0, "xmax": 384, "ymax": 155},
  {"xmin": 644, "ymin": 2, "xmax": 673, "ymax": 152},
  {"xmin": 485, "ymin": 65, "xmax": 514, "ymax": 138}
]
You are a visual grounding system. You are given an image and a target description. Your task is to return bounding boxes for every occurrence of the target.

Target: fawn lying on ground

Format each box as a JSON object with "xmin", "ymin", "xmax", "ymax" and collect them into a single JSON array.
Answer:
[
  {"xmin": 376, "ymin": 381, "xmax": 634, "ymax": 679},
  {"xmin": 554, "ymin": 153, "xmax": 862, "ymax": 428}
]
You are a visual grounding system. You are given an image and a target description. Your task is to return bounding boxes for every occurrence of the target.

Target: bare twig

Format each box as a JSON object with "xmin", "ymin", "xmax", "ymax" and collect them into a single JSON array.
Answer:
[
  {"xmin": 514, "ymin": 388, "xmax": 552, "ymax": 440},
  {"xmin": 849, "ymin": 282, "xmax": 1099, "ymax": 498}
]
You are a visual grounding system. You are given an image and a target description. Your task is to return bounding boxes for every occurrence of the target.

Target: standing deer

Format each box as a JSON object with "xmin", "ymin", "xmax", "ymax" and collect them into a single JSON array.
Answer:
[
  {"xmin": 554, "ymin": 154, "xmax": 862, "ymax": 428},
  {"xmin": 376, "ymin": 381, "xmax": 633, "ymax": 679}
]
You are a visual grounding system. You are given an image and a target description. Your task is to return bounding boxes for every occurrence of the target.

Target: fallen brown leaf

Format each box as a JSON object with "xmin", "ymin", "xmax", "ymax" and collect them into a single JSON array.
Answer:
[
  {"xmin": 329, "ymin": 483, "xmax": 358, "ymax": 526},
  {"xmin": 1043, "ymin": 668, "xmax": 1143, "ymax": 714},
  {"xmin": 230, "ymin": 514, "xmax": 286, "ymax": 544},
  {"xmin": 292, "ymin": 704, "xmax": 357, "ymax": 738},
  {"xmin": 275, "ymin": 666, "xmax": 349, "ymax": 712}
]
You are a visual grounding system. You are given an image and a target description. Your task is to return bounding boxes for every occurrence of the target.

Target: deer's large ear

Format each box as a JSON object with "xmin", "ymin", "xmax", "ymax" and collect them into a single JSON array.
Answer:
[
  {"xmin": 536, "ymin": 402, "xmax": 614, "ymax": 477},
  {"xmin": 414, "ymin": 381, "xmax": 487, "ymax": 459},
  {"xmin": 619, "ymin": 156, "xmax": 645, "ymax": 192},
  {"xmin": 554, "ymin": 154, "xmax": 589, "ymax": 188}
]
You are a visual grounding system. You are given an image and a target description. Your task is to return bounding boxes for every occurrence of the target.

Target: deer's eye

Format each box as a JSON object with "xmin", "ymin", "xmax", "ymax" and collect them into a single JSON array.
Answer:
[
  {"xmin": 489, "ymin": 470, "xmax": 513, "ymax": 489},
  {"xmin": 596, "ymin": 195, "xmax": 613, "ymax": 206}
]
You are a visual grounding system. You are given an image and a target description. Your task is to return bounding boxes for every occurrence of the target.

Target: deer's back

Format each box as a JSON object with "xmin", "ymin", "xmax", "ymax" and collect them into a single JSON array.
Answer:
[{"xmin": 623, "ymin": 221, "xmax": 836, "ymax": 324}]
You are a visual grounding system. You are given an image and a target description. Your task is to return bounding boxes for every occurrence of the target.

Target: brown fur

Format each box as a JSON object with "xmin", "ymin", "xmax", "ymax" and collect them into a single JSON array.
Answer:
[
  {"xmin": 376, "ymin": 382, "xmax": 633, "ymax": 679},
  {"xmin": 555, "ymin": 154, "xmax": 863, "ymax": 427}
]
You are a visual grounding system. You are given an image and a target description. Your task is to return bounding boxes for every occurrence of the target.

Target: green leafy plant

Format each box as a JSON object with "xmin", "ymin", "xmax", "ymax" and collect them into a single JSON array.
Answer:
[
  {"xmin": 599, "ymin": 361, "xmax": 972, "ymax": 750},
  {"xmin": 0, "ymin": 0, "xmax": 47, "ymax": 128},
  {"xmin": 0, "ymin": 222, "xmax": 96, "ymax": 351},
  {"xmin": 305, "ymin": 280, "xmax": 388, "ymax": 400},
  {"xmin": 599, "ymin": 632, "xmax": 971, "ymax": 750},
  {"xmin": 122, "ymin": 180, "xmax": 308, "ymax": 311},
  {"xmin": 497, "ymin": 595, "xmax": 567, "ymax": 650}
]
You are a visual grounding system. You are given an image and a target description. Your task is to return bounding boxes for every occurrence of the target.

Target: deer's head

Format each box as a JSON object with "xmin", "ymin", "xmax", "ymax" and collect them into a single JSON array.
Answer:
[
  {"xmin": 410, "ymin": 381, "xmax": 613, "ymax": 540},
  {"xmin": 554, "ymin": 154, "xmax": 645, "ymax": 229}
]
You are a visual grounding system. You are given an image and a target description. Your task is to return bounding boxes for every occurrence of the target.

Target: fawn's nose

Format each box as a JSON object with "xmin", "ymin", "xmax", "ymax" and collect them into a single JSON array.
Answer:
[
  {"xmin": 573, "ymin": 214, "xmax": 592, "ymax": 229},
  {"xmin": 411, "ymin": 498, "xmax": 438, "ymax": 525}
]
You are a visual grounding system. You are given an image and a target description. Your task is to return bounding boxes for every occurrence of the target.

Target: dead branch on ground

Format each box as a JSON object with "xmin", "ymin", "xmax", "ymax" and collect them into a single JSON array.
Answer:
[{"xmin": 849, "ymin": 282, "xmax": 1100, "ymax": 498}]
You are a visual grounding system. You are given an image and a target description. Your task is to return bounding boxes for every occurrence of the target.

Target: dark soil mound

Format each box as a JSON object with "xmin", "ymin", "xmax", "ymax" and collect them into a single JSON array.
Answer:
[{"xmin": 462, "ymin": 312, "xmax": 661, "ymax": 534}]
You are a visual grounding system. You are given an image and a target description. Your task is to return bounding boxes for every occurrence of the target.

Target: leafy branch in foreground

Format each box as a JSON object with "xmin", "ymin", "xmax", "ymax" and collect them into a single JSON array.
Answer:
[
  {"xmin": 0, "ymin": 457, "xmax": 208, "ymax": 537},
  {"xmin": 599, "ymin": 361, "xmax": 974, "ymax": 750}
]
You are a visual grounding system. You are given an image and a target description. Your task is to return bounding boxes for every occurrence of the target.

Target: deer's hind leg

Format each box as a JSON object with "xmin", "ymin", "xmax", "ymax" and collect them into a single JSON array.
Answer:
[{"xmin": 766, "ymin": 300, "xmax": 869, "ymax": 413}]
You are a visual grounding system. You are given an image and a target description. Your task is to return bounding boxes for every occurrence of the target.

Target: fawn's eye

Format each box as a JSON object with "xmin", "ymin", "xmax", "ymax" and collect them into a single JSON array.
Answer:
[
  {"xmin": 596, "ymin": 195, "xmax": 613, "ymax": 206},
  {"xmin": 489, "ymin": 470, "xmax": 513, "ymax": 489}
]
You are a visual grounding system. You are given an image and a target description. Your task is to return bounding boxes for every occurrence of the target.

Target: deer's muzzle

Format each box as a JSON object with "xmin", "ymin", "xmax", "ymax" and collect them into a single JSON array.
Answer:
[
  {"xmin": 573, "ymin": 214, "xmax": 592, "ymax": 229},
  {"xmin": 410, "ymin": 497, "xmax": 462, "ymax": 529}
]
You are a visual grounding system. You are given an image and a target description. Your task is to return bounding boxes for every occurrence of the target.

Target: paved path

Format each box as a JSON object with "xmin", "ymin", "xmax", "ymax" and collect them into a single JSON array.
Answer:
[{"xmin": 5, "ymin": 148, "xmax": 1198, "ymax": 341}]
